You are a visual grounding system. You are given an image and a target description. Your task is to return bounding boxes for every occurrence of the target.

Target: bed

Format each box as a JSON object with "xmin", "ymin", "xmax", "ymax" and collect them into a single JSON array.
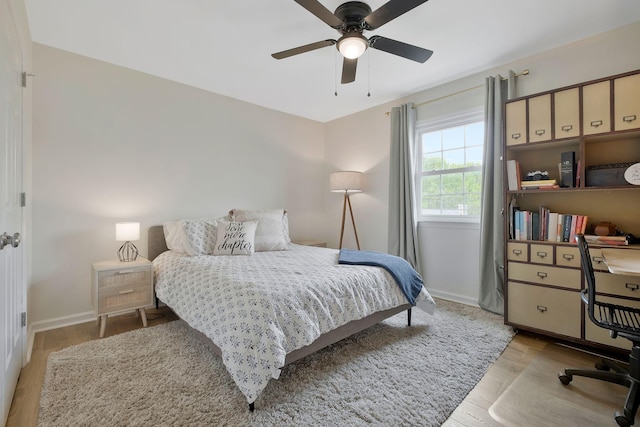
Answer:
[{"xmin": 148, "ymin": 217, "xmax": 435, "ymax": 410}]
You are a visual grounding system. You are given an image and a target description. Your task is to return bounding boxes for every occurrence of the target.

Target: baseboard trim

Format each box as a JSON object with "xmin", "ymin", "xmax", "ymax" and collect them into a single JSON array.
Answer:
[
  {"xmin": 427, "ymin": 289, "xmax": 479, "ymax": 307},
  {"xmin": 26, "ymin": 311, "xmax": 95, "ymax": 363}
]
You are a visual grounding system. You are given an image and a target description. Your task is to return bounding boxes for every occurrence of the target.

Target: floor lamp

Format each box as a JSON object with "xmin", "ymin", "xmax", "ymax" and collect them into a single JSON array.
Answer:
[{"xmin": 330, "ymin": 171, "xmax": 362, "ymax": 250}]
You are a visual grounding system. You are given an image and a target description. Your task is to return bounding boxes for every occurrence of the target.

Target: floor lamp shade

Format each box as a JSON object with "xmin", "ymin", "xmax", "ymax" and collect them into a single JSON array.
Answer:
[
  {"xmin": 116, "ymin": 222, "xmax": 140, "ymax": 262},
  {"xmin": 330, "ymin": 171, "xmax": 363, "ymax": 193},
  {"xmin": 330, "ymin": 171, "xmax": 362, "ymax": 250}
]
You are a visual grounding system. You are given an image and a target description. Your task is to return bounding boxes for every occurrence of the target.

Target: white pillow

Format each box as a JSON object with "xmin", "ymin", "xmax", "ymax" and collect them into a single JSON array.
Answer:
[
  {"xmin": 180, "ymin": 218, "xmax": 219, "ymax": 256},
  {"xmin": 162, "ymin": 221, "xmax": 188, "ymax": 253},
  {"xmin": 213, "ymin": 221, "xmax": 257, "ymax": 255},
  {"xmin": 231, "ymin": 209, "xmax": 289, "ymax": 251}
]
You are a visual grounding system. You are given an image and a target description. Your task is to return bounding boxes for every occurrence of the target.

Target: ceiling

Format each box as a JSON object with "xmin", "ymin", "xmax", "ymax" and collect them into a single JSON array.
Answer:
[{"xmin": 24, "ymin": 0, "xmax": 640, "ymax": 123}]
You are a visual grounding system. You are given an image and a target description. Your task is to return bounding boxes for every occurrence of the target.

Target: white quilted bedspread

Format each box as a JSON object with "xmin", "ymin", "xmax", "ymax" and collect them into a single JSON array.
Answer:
[{"xmin": 153, "ymin": 244, "xmax": 435, "ymax": 404}]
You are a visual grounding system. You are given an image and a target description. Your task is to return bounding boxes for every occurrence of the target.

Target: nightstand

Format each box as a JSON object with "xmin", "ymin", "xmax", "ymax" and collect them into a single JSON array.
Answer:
[{"xmin": 91, "ymin": 258, "xmax": 153, "ymax": 337}]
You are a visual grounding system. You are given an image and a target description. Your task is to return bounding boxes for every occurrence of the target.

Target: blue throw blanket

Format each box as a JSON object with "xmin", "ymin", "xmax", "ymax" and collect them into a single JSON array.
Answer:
[{"xmin": 338, "ymin": 249, "xmax": 423, "ymax": 306}]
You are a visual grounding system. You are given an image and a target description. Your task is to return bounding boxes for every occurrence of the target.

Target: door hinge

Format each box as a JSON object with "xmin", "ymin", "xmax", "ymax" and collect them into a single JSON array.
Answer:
[
  {"xmin": 21, "ymin": 72, "xmax": 35, "ymax": 88},
  {"xmin": 20, "ymin": 192, "xmax": 26, "ymax": 207},
  {"xmin": 21, "ymin": 312, "xmax": 26, "ymax": 327}
]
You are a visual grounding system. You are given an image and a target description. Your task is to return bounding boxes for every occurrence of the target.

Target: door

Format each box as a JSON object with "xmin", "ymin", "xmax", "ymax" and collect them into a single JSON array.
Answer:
[{"xmin": 1, "ymin": 1, "xmax": 25, "ymax": 424}]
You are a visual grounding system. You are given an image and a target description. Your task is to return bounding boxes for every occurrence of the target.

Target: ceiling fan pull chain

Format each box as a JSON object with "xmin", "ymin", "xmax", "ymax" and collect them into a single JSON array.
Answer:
[
  {"xmin": 334, "ymin": 50, "xmax": 339, "ymax": 96},
  {"xmin": 367, "ymin": 49, "xmax": 371, "ymax": 97}
]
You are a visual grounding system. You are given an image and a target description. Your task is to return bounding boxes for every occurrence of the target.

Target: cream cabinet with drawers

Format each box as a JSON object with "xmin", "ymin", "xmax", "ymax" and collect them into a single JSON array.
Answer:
[
  {"xmin": 91, "ymin": 258, "xmax": 153, "ymax": 337},
  {"xmin": 503, "ymin": 68, "xmax": 640, "ymax": 352}
]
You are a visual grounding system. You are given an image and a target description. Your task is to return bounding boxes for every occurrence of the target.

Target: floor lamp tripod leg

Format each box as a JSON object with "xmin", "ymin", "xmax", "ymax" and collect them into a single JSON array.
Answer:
[
  {"xmin": 346, "ymin": 194, "xmax": 361, "ymax": 250},
  {"xmin": 339, "ymin": 192, "xmax": 347, "ymax": 249}
]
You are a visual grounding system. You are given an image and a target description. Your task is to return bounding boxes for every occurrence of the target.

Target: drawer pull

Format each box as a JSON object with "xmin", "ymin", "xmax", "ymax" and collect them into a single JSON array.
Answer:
[
  {"xmin": 561, "ymin": 125, "xmax": 573, "ymax": 132},
  {"xmin": 511, "ymin": 133, "xmax": 521, "ymax": 140},
  {"xmin": 537, "ymin": 272, "xmax": 548, "ymax": 279},
  {"xmin": 536, "ymin": 251, "xmax": 548, "ymax": 259},
  {"xmin": 512, "ymin": 249, "xmax": 522, "ymax": 256},
  {"xmin": 537, "ymin": 305, "xmax": 548, "ymax": 313},
  {"xmin": 592, "ymin": 256, "xmax": 604, "ymax": 264},
  {"xmin": 590, "ymin": 120, "xmax": 603, "ymax": 128},
  {"xmin": 116, "ymin": 270, "xmax": 135, "ymax": 275},
  {"xmin": 626, "ymin": 283, "xmax": 640, "ymax": 292},
  {"xmin": 534, "ymin": 129, "xmax": 545, "ymax": 136},
  {"xmin": 118, "ymin": 289, "xmax": 135, "ymax": 295},
  {"xmin": 623, "ymin": 115, "xmax": 637, "ymax": 123},
  {"xmin": 562, "ymin": 254, "xmax": 574, "ymax": 261}
]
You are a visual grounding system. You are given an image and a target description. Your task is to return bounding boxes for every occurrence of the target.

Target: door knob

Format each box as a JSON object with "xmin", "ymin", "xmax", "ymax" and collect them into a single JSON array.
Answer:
[{"xmin": 0, "ymin": 232, "xmax": 21, "ymax": 250}]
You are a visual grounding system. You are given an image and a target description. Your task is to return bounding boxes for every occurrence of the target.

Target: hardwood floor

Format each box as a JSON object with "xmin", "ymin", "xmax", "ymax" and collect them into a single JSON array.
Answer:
[
  {"xmin": 6, "ymin": 308, "xmax": 631, "ymax": 426},
  {"xmin": 6, "ymin": 307, "xmax": 179, "ymax": 427}
]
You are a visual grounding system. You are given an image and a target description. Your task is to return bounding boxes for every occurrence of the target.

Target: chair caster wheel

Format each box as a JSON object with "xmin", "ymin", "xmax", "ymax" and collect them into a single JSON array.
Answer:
[
  {"xmin": 615, "ymin": 412, "xmax": 631, "ymax": 427},
  {"xmin": 595, "ymin": 361, "xmax": 610, "ymax": 371},
  {"xmin": 558, "ymin": 372, "xmax": 572, "ymax": 385}
]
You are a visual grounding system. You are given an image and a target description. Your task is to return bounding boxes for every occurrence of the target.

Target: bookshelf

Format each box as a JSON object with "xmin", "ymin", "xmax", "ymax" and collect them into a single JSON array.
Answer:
[{"xmin": 503, "ymin": 68, "xmax": 640, "ymax": 352}]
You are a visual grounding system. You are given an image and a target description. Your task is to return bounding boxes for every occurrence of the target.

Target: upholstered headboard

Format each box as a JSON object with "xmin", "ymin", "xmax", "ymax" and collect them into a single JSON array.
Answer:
[{"xmin": 148, "ymin": 225, "xmax": 168, "ymax": 261}]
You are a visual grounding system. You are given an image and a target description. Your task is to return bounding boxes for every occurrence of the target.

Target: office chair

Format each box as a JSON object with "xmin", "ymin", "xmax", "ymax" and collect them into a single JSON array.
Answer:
[{"xmin": 558, "ymin": 234, "xmax": 640, "ymax": 427}]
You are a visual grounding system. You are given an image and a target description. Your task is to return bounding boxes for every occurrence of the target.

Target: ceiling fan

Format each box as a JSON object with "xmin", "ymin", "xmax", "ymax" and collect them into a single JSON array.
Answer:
[{"xmin": 272, "ymin": 0, "xmax": 433, "ymax": 84}]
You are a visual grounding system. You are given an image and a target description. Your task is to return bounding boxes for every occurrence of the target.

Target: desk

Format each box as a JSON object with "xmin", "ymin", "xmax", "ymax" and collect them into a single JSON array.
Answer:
[{"xmin": 601, "ymin": 248, "xmax": 640, "ymax": 276}]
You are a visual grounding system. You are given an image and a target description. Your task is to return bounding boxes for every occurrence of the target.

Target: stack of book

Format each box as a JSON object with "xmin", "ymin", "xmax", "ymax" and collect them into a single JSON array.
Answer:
[
  {"xmin": 583, "ymin": 234, "xmax": 629, "ymax": 246},
  {"xmin": 520, "ymin": 179, "xmax": 559, "ymax": 190}
]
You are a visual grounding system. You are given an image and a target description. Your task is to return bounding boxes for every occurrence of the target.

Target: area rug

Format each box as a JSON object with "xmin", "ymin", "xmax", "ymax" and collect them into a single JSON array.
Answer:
[{"xmin": 38, "ymin": 299, "xmax": 513, "ymax": 426}]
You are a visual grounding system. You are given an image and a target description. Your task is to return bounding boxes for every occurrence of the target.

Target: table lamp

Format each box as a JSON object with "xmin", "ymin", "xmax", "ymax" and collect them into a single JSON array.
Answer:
[
  {"xmin": 330, "ymin": 171, "xmax": 362, "ymax": 250},
  {"xmin": 116, "ymin": 222, "xmax": 140, "ymax": 262}
]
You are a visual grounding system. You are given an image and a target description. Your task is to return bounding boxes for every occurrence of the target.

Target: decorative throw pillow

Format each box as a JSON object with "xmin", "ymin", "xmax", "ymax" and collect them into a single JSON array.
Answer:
[
  {"xmin": 213, "ymin": 220, "xmax": 257, "ymax": 255},
  {"xmin": 230, "ymin": 208, "xmax": 289, "ymax": 251},
  {"xmin": 180, "ymin": 219, "xmax": 219, "ymax": 256}
]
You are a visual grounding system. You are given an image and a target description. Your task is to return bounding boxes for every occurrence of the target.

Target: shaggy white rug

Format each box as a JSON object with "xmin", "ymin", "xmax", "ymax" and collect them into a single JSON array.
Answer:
[{"xmin": 38, "ymin": 299, "xmax": 513, "ymax": 426}]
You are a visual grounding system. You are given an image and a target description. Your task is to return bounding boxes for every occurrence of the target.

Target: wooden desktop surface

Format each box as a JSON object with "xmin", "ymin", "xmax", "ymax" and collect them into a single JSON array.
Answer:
[{"xmin": 601, "ymin": 248, "xmax": 640, "ymax": 276}]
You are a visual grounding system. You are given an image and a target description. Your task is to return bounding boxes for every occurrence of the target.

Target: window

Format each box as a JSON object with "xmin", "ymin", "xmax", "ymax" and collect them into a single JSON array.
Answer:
[{"xmin": 415, "ymin": 110, "xmax": 484, "ymax": 220}]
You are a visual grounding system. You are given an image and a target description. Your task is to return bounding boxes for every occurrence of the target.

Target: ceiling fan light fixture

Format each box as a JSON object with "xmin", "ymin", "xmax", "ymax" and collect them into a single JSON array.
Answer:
[{"xmin": 337, "ymin": 34, "xmax": 368, "ymax": 59}]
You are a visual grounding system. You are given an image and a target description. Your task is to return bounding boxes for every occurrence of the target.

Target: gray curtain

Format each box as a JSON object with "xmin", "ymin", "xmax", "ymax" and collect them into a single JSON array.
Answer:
[
  {"xmin": 478, "ymin": 72, "xmax": 516, "ymax": 314},
  {"xmin": 388, "ymin": 103, "xmax": 421, "ymax": 273}
]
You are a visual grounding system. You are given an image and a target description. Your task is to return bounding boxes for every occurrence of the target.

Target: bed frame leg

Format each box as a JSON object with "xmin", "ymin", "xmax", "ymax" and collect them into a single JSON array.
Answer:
[
  {"xmin": 407, "ymin": 307, "xmax": 412, "ymax": 326},
  {"xmin": 249, "ymin": 402, "xmax": 255, "ymax": 412}
]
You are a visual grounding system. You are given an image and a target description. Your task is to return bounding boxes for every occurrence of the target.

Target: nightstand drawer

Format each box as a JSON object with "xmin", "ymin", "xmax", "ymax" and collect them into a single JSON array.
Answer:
[
  {"xmin": 97, "ymin": 284, "xmax": 153, "ymax": 315},
  {"xmin": 98, "ymin": 268, "xmax": 151, "ymax": 289}
]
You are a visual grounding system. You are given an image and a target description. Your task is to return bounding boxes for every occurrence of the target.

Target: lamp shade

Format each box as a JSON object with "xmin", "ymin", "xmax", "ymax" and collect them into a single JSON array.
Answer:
[
  {"xmin": 337, "ymin": 34, "xmax": 368, "ymax": 59},
  {"xmin": 330, "ymin": 171, "xmax": 363, "ymax": 193},
  {"xmin": 115, "ymin": 222, "xmax": 140, "ymax": 242}
]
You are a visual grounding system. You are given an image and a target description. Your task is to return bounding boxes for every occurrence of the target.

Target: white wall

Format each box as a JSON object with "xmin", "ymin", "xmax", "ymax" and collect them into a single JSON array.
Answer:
[
  {"xmin": 30, "ymin": 44, "xmax": 327, "ymax": 328},
  {"xmin": 28, "ymin": 21, "xmax": 640, "ymax": 330},
  {"xmin": 324, "ymin": 21, "xmax": 640, "ymax": 305}
]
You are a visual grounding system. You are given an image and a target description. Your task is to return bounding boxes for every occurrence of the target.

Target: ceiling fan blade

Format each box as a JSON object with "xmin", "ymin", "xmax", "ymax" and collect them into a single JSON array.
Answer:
[
  {"xmin": 365, "ymin": 0, "xmax": 429, "ymax": 30},
  {"xmin": 293, "ymin": 0, "xmax": 343, "ymax": 28},
  {"xmin": 341, "ymin": 57, "xmax": 357, "ymax": 84},
  {"xmin": 272, "ymin": 39, "xmax": 336, "ymax": 59},
  {"xmin": 369, "ymin": 36, "xmax": 433, "ymax": 63}
]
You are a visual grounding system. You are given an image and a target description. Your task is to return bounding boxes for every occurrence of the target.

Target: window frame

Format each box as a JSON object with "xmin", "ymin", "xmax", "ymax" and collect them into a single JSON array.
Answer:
[{"xmin": 414, "ymin": 108, "xmax": 485, "ymax": 223}]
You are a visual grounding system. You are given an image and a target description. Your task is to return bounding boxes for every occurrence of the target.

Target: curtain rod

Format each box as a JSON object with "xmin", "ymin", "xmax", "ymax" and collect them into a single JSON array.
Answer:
[
  {"xmin": 385, "ymin": 69, "xmax": 529, "ymax": 115},
  {"xmin": 413, "ymin": 69, "xmax": 529, "ymax": 109}
]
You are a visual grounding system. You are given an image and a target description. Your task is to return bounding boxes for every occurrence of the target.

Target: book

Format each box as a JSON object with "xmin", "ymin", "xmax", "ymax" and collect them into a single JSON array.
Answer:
[
  {"xmin": 562, "ymin": 214, "xmax": 572, "ymax": 242},
  {"xmin": 507, "ymin": 160, "xmax": 519, "ymax": 191},
  {"xmin": 520, "ymin": 179, "xmax": 558, "ymax": 190},
  {"xmin": 560, "ymin": 151, "xmax": 576, "ymax": 187},
  {"xmin": 547, "ymin": 212, "xmax": 559, "ymax": 242}
]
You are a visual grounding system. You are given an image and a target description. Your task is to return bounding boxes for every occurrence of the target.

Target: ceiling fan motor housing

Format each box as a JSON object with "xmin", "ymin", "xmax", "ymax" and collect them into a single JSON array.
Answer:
[{"xmin": 334, "ymin": 1, "xmax": 372, "ymax": 32}]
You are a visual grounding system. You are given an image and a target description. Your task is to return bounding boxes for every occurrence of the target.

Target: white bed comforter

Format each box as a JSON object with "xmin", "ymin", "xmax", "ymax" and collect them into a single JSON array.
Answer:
[{"xmin": 153, "ymin": 244, "xmax": 435, "ymax": 404}]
